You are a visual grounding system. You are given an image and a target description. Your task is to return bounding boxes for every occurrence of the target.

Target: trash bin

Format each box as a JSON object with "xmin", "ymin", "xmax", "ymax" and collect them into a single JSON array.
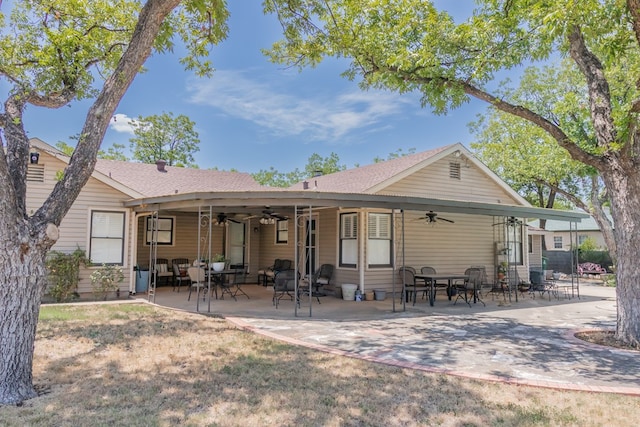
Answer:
[
  {"xmin": 529, "ymin": 270, "xmax": 543, "ymax": 285},
  {"xmin": 341, "ymin": 283, "xmax": 358, "ymax": 301},
  {"xmin": 135, "ymin": 267, "xmax": 149, "ymax": 293}
]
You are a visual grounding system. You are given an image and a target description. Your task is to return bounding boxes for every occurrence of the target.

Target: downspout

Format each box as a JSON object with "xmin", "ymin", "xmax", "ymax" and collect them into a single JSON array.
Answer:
[{"xmin": 359, "ymin": 210, "xmax": 365, "ymax": 293}]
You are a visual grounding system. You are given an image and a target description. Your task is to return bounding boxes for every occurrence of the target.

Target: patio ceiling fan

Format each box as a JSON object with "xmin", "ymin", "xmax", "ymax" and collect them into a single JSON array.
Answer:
[
  {"xmin": 416, "ymin": 211, "xmax": 454, "ymax": 224},
  {"xmin": 492, "ymin": 216, "xmax": 523, "ymax": 227},
  {"xmin": 244, "ymin": 208, "xmax": 288, "ymax": 223},
  {"xmin": 213, "ymin": 213, "xmax": 240, "ymax": 226}
]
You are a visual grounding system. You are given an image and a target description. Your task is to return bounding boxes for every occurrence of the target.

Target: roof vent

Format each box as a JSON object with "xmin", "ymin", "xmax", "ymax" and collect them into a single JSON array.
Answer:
[{"xmin": 156, "ymin": 159, "xmax": 167, "ymax": 172}]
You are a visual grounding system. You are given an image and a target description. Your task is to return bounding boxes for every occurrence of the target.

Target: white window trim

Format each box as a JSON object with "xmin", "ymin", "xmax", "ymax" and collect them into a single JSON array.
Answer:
[
  {"xmin": 366, "ymin": 211, "xmax": 393, "ymax": 269},
  {"xmin": 86, "ymin": 208, "xmax": 129, "ymax": 267},
  {"xmin": 275, "ymin": 219, "xmax": 289, "ymax": 245},
  {"xmin": 339, "ymin": 212, "xmax": 358, "ymax": 268}
]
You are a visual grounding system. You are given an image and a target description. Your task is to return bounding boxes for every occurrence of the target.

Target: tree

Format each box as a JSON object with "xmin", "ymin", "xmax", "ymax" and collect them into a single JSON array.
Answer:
[
  {"xmin": 252, "ymin": 152, "xmax": 346, "ymax": 187},
  {"xmin": 129, "ymin": 112, "xmax": 199, "ymax": 166},
  {"xmin": 99, "ymin": 143, "xmax": 129, "ymax": 161},
  {"xmin": 265, "ymin": 0, "xmax": 640, "ymax": 346},
  {"xmin": 469, "ymin": 62, "xmax": 615, "ymax": 255},
  {"xmin": 58, "ymin": 141, "xmax": 129, "ymax": 161},
  {"xmin": 0, "ymin": 0, "xmax": 228, "ymax": 404}
]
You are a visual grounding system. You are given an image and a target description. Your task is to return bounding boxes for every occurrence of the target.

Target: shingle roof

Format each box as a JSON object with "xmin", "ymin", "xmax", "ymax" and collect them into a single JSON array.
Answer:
[
  {"xmin": 288, "ymin": 144, "xmax": 455, "ymax": 193},
  {"xmin": 94, "ymin": 160, "xmax": 266, "ymax": 198}
]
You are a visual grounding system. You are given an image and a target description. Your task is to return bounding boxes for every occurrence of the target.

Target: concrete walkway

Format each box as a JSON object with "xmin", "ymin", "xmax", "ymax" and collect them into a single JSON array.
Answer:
[{"xmin": 144, "ymin": 280, "xmax": 640, "ymax": 396}]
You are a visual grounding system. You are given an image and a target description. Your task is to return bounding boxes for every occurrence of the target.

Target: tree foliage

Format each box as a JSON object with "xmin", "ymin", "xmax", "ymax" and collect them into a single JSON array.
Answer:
[
  {"xmin": 0, "ymin": 0, "xmax": 228, "ymax": 405},
  {"xmin": 263, "ymin": 0, "xmax": 640, "ymax": 346},
  {"xmin": 469, "ymin": 61, "xmax": 615, "ymax": 251},
  {"xmin": 252, "ymin": 152, "xmax": 346, "ymax": 187},
  {"xmin": 129, "ymin": 112, "xmax": 200, "ymax": 166}
]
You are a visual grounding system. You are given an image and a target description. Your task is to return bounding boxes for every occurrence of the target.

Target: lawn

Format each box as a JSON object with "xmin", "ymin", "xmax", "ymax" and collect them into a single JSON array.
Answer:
[{"xmin": 1, "ymin": 302, "xmax": 639, "ymax": 426}]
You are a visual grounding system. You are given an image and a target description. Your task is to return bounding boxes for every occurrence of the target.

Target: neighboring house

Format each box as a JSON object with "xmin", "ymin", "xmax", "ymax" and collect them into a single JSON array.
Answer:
[
  {"xmin": 530, "ymin": 211, "xmax": 613, "ymax": 251},
  {"xmin": 26, "ymin": 138, "xmax": 586, "ymax": 300}
]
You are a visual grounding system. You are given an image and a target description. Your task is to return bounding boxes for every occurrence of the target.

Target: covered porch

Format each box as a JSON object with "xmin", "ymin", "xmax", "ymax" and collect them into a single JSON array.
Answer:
[{"xmin": 125, "ymin": 191, "xmax": 587, "ymax": 316}]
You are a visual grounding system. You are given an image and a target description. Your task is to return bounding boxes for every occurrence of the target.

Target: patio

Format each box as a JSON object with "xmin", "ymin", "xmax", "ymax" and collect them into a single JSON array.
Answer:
[{"xmin": 136, "ymin": 280, "xmax": 640, "ymax": 395}]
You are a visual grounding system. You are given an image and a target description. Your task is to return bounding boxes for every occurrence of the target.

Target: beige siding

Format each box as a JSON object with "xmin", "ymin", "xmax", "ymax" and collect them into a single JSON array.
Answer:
[
  {"xmin": 380, "ymin": 154, "xmax": 520, "ymax": 204},
  {"xmin": 544, "ymin": 231, "xmax": 606, "ymax": 251},
  {"xmin": 26, "ymin": 153, "xmax": 133, "ymax": 295}
]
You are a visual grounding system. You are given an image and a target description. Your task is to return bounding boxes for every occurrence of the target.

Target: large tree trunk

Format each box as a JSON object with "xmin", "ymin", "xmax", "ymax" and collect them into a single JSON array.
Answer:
[
  {"xmin": 602, "ymin": 166, "xmax": 640, "ymax": 346},
  {"xmin": 0, "ymin": 222, "xmax": 50, "ymax": 404}
]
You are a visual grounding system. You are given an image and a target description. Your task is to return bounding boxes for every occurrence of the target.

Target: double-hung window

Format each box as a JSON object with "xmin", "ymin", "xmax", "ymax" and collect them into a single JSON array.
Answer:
[
  {"xmin": 89, "ymin": 210, "xmax": 125, "ymax": 265},
  {"xmin": 276, "ymin": 220, "xmax": 288, "ymax": 244},
  {"xmin": 339, "ymin": 213, "xmax": 357, "ymax": 268},
  {"xmin": 368, "ymin": 213, "xmax": 392, "ymax": 268}
]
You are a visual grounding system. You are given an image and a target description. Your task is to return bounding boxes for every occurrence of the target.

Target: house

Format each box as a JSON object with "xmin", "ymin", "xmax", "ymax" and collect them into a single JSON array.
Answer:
[
  {"xmin": 530, "ymin": 211, "xmax": 613, "ymax": 251},
  {"xmin": 27, "ymin": 138, "xmax": 587, "ymax": 302}
]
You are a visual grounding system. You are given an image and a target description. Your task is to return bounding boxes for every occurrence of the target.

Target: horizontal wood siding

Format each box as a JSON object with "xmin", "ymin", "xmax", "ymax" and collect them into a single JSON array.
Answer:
[
  {"xmin": 381, "ymin": 154, "xmax": 520, "ymax": 204},
  {"xmin": 26, "ymin": 153, "xmax": 133, "ymax": 295}
]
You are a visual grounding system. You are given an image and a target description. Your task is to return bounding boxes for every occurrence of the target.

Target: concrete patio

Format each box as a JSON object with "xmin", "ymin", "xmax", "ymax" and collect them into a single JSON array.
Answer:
[{"xmin": 135, "ymin": 279, "xmax": 640, "ymax": 396}]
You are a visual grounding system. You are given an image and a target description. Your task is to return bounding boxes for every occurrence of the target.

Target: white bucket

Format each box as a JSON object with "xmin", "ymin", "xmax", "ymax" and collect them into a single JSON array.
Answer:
[{"xmin": 341, "ymin": 284, "xmax": 358, "ymax": 301}]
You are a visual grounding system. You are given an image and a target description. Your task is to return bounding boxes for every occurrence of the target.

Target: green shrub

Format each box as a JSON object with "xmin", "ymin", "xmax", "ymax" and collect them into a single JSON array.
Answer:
[
  {"xmin": 90, "ymin": 264, "xmax": 124, "ymax": 300},
  {"xmin": 45, "ymin": 248, "xmax": 89, "ymax": 302}
]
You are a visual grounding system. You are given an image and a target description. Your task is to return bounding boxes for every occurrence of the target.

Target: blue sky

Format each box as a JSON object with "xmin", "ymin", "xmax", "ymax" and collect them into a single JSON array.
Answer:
[{"xmin": 20, "ymin": 1, "xmax": 488, "ymax": 174}]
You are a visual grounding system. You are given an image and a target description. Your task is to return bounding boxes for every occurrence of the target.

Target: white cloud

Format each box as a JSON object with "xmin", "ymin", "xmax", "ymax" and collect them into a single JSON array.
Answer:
[
  {"xmin": 186, "ymin": 70, "xmax": 415, "ymax": 142},
  {"xmin": 109, "ymin": 113, "xmax": 136, "ymax": 135}
]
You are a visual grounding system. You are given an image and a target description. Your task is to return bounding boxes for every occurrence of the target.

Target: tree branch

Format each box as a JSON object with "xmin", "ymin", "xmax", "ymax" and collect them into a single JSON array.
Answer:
[{"xmin": 32, "ymin": 0, "xmax": 181, "ymax": 228}]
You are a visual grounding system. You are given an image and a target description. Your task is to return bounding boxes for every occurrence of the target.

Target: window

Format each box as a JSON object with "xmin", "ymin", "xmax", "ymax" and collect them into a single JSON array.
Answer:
[
  {"xmin": 578, "ymin": 235, "xmax": 588, "ymax": 245},
  {"xmin": 368, "ymin": 212, "xmax": 392, "ymax": 267},
  {"xmin": 146, "ymin": 217, "xmax": 174, "ymax": 245},
  {"xmin": 506, "ymin": 221, "xmax": 523, "ymax": 265},
  {"xmin": 90, "ymin": 210, "xmax": 125, "ymax": 265},
  {"xmin": 528, "ymin": 235, "xmax": 533, "ymax": 254},
  {"xmin": 554, "ymin": 236, "xmax": 563, "ymax": 249},
  {"xmin": 276, "ymin": 219, "xmax": 288, "ymax": 244},
  {"xmin": 340, "ymin": 213, "xmax": 357, "ymax": 268},
  {"xmin": 228, "ymin": 221, "xmax": 246, "ymax": 266}
]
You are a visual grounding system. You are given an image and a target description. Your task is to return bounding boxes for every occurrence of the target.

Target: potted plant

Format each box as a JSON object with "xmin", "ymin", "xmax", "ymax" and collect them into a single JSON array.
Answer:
[
  {"xmin": 212, "ymin": 254, "xmax": 227, "ymax": 272},
  {"xmin": 497, "ymin": 261, "xmax": 508, "ymax": 280}
]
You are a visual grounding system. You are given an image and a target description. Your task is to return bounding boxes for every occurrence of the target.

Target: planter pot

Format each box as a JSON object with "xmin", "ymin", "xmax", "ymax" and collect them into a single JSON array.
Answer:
[
  {"xmin": 374, "ymin": 290, "xmax": 387, "ymax": 301},
  {"xmin": 553, "ymin": 272, "xmax": 561, "ymax": 280},
  {"xmin": 212, "ymin": 262, "xmax": 225, "ymax": 272},
  {"xmin": 341, "ymin": 284, "xmax": 358, "ymax": 301},
  {"xmin": 365, "ymin": 291, "xmax": 375, "ymax": 301}
]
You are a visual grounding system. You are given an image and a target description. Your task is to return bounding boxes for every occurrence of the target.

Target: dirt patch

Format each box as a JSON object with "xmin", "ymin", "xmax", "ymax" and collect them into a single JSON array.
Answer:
[{"xmin": 575, "ymin": 330, "xmax": 640, "ymax": 351}]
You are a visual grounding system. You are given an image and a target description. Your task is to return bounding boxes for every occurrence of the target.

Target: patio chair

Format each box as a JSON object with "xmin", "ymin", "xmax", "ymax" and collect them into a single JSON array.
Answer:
[
  {"xmin": 399, "ymin": 266, "xmax": 427, "ymax": 305},
  {"xmin": 230, "ymin": 266, "xmax": 250, "ymax": 299},
  {"xmin": 258, "ymin": 259, "xmax": 292, "ymax": 286},
  {"xmin": 420, "ymin": 266, "xmax": 448, "ymax": 300},
  {"xmin": 187, "ymin": 266, "xmax": 208, "ymax": 301},
  {"xmin": 155, "ymin": 258, "xmax": 172, "ymax": 286},
  {"xmin": 273, "ymin": 269, "xmax": 297, "ymax": 308},
  {"xmin": 454, "ymin": 267, "xmax": 484, "ymax": 306},
  {"xmin": 311, "ymin": 264, "xmax": 334, "ymax": 296},
  {"xmin": 171, "ymin": 258, "xmax": 190, "ymax": 292}
]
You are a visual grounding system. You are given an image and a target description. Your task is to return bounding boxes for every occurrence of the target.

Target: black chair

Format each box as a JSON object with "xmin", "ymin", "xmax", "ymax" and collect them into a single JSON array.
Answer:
[
  {"xmin": 258, "ymin": 259, "xmax": 292, "ymax": 286},
  {"xmin": 454, "ymin": 268, "xmax": 484, "ymax": 306},
  {"xmin": 311, "ymin": 264, "xmax": 334, "ymax": 296},
  {"xmin": 171, "ymin": 258, "xmax": 190, "ymax": 292},
  {"xmin": 420, "ymin": 266, "xmax": 448, "ymax": 300},
  {"xmin": 222, "ymin": 266, "xmax": 250, "ymax": 300},
  {"xmin": 273, "ymin": 269, "xmax": 297, "ymax": 308},
  {"xmin": 399, "ymin": 266, "xmax": 428, "ymax": 305}
]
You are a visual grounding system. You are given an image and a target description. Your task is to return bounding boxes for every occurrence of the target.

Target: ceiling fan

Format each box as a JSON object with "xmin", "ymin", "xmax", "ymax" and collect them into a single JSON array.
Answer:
[
  {"xmin": 213, "ymin": 213, "xmax": 240, "ymax": 226},
  {"xmin": 492, "ymin": 216, "xmax": 523, "ymax": 227},
  {"xmin": 245, "ymin": 208, "xmax": 288, "ymax": 224},
  {"xmin": 416, "ymin": 211, "xmax": 455, "ymax": 224}
]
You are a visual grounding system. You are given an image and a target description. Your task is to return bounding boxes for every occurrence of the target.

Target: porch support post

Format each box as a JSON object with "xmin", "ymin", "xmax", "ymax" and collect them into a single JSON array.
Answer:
[{"xmin": 570, "ymin": 220, "xmax": 580, "ymax": 298}]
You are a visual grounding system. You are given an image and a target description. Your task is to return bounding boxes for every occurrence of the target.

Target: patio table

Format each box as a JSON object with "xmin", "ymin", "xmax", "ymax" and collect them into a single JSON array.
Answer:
[{"xmin": 414, "ymin": 273, "xmax": 469, "ymax": 306}]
